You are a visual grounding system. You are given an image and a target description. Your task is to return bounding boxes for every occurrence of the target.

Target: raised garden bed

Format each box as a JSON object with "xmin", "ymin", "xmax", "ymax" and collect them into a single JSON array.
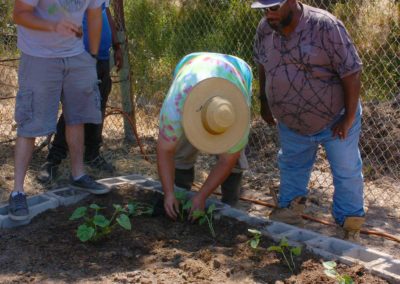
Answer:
[{"xmin": 0, "ymin": 184, "xmax": 389, "ymax": 284}]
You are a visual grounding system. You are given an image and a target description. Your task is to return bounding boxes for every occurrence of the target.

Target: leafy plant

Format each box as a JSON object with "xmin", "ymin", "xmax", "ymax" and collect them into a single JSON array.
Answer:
[
  {"xmin": 267, "ymin": 237, "xmax": 302, "ymax": 273},
  {"xmin": 70, "ymin": 202, "xmax": 153, "ymax": 242},
  {"xmin": 192, "ymin": 204, "xmax": 217, "ymax": 238},
  {"xmin": 174, "ymin": 191, "xmax": 193, "ymax": 221},
  {"xmin": 323, "ymin": 261, "xmax": 354, "ymax": 284},
  {"xmin": 247, "ymin": 228, "xmax": 262, "ymax": 249}
]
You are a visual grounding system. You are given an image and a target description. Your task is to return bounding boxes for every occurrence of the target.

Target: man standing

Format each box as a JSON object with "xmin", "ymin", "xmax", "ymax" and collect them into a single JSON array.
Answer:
[
  {"xmin": 10, "ymin": 0, "xmax": 110, "ymax": 221},
  {"xmin": 157, "ymin": 52, "xmax": 253, "ymax": 220},
  {"xmin": 38, "ymin": 0, "xmax": 123, "ymax": 183},
  {"xmin": 252, "ymin": 0, "xmax": 365, "ymax": 241}
]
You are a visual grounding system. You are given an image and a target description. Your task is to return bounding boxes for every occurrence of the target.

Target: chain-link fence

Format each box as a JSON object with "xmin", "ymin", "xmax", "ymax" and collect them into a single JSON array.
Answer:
[{"xmin": 0, "ymin": 0, "xmax": 399, "ymax": 233}]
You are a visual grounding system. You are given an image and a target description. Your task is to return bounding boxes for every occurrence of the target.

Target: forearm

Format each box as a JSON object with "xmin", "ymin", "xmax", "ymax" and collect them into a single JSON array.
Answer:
[
  {"xmin": 258, "ymin": 64, "xmax": 272, "ymax": 111},
  {"xmin": 157, "ymin": 139, "xmax": 176, "ymax": 197},
  {"xmin": 342, "ymin": 71, "xmax": 361, "ymax": 122},
  {"xmin": 86, "ymin": 8, "xmax": 102, "ymax": 55},
  {"xmin": 106, "ymin": 8, "xmax": 119, "ymax": 48},
  {"xmin": 198, "ymin": 152, "xmax": 240, "ymax": 199},
  {"xmin": 13, "ymin": 10, "xmax": 55, "ymax": 32}
]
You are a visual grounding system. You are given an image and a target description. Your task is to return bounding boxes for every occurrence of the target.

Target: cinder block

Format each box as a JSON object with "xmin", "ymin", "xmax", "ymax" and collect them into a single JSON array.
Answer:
[
  {"xmin": 371, "ymin": 260, "xmax": 400, "ymax": 283},
  {"xmin": 283, "ymin": 229, "xmax": 320, "ymax": 243},
  {"xmin": 45, "ymin": 188, "xmax": 90, "ymax": 207},
  {"xmin": 120, "ymin": 174, "xmax": 147, "ymax": 183},
  {"xmin": 341, "ymin": 247, "xmax": 390, "ymax": 267},
  {"xmin": 240, "ymin": 216, "xmax": 269, "ymax": 227},
  {"xmin": 0, "ymin": 194, "xmax": 59, "ymax": 229},
  {"xmin": 220, "ymin": 207, "xmax": 247, "ymax": 220},
  {"xmin": 98, "ymin": 177, "xmax": 126, "ymax": 186},
  {"xmin": 266, "ymin": 221, "xmax": 296, "ymax": 236},
  {"xmin": 306, "ymin": 237, "xmax": 356, "ymax": 256}
]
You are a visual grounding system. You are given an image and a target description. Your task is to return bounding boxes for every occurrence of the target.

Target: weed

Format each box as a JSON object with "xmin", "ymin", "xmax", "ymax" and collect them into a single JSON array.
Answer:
[
  {"xmin": 267, "ymin": 237, "xmax": 302, "ymax": 273},
  {"xmin": 192, "ymin": 204, "xmax": 217, "ymax": 238},
  {"xmin": 323, "ymin": 261, "xmax": 354, "ymax": 284}
]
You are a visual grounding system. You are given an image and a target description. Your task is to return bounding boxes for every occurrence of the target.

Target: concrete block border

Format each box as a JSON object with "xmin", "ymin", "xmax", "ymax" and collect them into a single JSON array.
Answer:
[{"xmin": 0, "ymin": 174, "xmax": 398, "ymax": 283}]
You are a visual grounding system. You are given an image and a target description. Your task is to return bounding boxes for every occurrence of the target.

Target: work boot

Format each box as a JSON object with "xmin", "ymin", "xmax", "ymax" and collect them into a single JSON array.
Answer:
[
  {"xmin": 221, "ymin": 172, "xmax": 243, "ymax": 207},
  {"xmin": 269, "ymin": 196, "xmax": 306, "ymax": 226},
  {"xmin": 37, "ymin": 161, "xmax": 60, "ymax": 183},
  {"xmin": 85, "ymin": 155, "xmax": 115, "ymax": 173},
  {"xmin": 343, "ymin": 216, "xmax": 365, "ymax": 242},
  {"xmin": 174, "ymin": 168, "xmax": 194, "ymax": 190}
]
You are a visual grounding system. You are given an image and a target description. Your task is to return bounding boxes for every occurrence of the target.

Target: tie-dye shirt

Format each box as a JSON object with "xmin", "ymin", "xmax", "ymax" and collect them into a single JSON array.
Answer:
[
  {"xmin": 17, "ymin": 0, "xmax": 103, "ymax": 58},
  {"xmin": 159, "ymin": 52, "xmax": 253, "ymax": 153}
]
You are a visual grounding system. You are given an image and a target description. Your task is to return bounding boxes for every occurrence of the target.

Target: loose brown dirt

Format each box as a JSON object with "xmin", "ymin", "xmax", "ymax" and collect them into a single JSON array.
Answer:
[{"xmin": 0, "ymin": 185, "xmax": 389, "ymax": 284}]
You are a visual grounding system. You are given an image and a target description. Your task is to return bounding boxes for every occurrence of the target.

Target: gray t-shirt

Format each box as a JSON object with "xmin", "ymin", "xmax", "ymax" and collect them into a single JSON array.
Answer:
[
  {"xmin": 254, "ymin": 4, "xmax": 362, "ymax": 135},
  {"xmin": 18, "ymin": 0, "xmax": 103, "ymax": 58}
]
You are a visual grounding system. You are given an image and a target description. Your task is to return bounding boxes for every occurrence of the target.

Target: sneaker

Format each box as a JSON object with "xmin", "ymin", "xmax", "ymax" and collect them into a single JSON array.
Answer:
[
  {"xmin": 8, "ymin": 192, "xmax": 30, "ymax": 221},
  {"xmin": 85, "ymin": 155, "xmax": 115, "ymax": 173},
  {"xmin": 37, "ymin": 161, "xmax": 59, "ymax": 183},
  {"xmin": 70, "ymin": 174, "xmax": 110, "ymax": 195}
]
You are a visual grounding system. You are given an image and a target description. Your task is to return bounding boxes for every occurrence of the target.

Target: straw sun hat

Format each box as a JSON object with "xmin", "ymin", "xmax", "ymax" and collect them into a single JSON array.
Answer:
[{"xmin": 182, "ymin": 77, "xmax": 250, "ymax": 154}]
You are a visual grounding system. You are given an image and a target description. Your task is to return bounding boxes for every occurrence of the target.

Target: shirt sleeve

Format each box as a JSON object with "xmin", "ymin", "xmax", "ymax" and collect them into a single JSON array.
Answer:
[
  {"xmin": 88, "ymin": 0, "xmax": 105, "ymax": 9},
  {"xmin": 105, "ymin": 0, "xmax": 111, "ymax": 8},
  {"xmin": 328, "ymin": 19, "xmax": 362, "ymax": 78}
]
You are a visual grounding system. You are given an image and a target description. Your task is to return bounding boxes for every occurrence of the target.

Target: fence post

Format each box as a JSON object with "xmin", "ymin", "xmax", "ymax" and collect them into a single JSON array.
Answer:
[{"xmin": 112, "ymin": 0, "xmax": 135, "ymax": 142}]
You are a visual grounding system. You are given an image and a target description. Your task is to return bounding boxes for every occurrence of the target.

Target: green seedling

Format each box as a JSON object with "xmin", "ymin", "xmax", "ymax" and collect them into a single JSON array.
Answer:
[
  {"xmin": 323, "ymin": 261, "xmax": 354, "ymax": 284},
  {"xmin": 192, "ymin": 204, "xmax": 216, "ymax": 238},
  {"xmin": 247, "ymin": 228, "xmax": 262, "ymax": 249},
  {"xmin": 70, "ymin": 202, "xmax": 152, "ymax": 242},
  {"xmin": 267, "ymin": 237, "xmax": 302, "ymax": 273},
  {"xmin": 174, "ymin": 191, "xmax": 192, "ymax": 221}
]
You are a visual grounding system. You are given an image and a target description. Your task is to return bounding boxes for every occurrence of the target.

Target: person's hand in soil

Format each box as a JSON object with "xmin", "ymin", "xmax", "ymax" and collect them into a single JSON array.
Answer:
[
  {"xmin": 164, "ymin": 192, "xmax": 180, "ymax": 220},
  {"xmin": 188, "ymin": 193, "xmax": 206, "ymax": 222}
]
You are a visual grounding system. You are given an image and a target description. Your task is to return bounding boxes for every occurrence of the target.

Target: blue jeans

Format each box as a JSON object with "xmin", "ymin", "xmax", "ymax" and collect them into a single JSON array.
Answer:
[{"xmin": 277, "ymin": 107, "xmax": 365, "ymax": 225}]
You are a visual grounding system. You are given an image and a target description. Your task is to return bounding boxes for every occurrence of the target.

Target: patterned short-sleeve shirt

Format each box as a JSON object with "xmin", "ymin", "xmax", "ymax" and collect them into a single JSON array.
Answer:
[
  {"xmin": 159, "ymin": 52, "xmax": 253, "ymax": 153},
  {"xmin": 253, "ymin": 4, "xmax": 362, "ymax": 135}
]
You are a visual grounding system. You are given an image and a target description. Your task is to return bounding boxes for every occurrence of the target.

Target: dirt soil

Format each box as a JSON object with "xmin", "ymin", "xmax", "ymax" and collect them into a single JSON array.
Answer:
[{"xmin": 0, "ymin": 185, "xmax": 389, "ymax": 284}]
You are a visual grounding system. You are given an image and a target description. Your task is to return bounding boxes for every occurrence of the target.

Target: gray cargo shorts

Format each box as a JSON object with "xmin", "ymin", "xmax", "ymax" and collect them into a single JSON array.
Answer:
[
  {"xmin": 174, "ymin": 134, "xmax": 248, "ymax": 173},
  {"xmin": 15, "ymin": 52, "xmax": 102, "ymax": 137}
]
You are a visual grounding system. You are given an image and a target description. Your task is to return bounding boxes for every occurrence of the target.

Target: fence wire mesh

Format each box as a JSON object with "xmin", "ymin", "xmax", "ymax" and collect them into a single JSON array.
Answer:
[{"xmin": 0, "ymin": 0, "xmax": 399, "ymax": 228}]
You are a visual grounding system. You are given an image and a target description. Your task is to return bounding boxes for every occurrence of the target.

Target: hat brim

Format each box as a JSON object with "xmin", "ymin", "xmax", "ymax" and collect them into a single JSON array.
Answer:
[
  {"xmin": 182, "ymin": 77, "xmax": 250, "ymax": 154},
  {"xmin": 251, "ymin": 1, "xmax": 282, "ymax": 8}
]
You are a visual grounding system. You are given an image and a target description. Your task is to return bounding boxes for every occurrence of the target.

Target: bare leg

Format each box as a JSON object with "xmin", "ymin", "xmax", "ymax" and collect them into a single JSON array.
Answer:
[
  {"xmin": 66, "ymin": 124, "xmax": 85, "ymax": 178},
  {"xmin": 14, "ymin": 136, "xmax": 35, "ymax": 192}
]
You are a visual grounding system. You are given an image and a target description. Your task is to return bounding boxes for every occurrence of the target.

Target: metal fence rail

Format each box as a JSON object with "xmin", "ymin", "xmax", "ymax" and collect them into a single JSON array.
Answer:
[{"xmin": 0, "ymin": 1, "xmax": 399, "ymax": 225}]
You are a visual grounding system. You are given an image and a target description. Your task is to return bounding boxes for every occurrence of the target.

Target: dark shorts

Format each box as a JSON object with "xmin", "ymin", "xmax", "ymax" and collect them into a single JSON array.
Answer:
[{"xmin": 15, "ymin": 52, "xmax": 102, "ymax": 137}]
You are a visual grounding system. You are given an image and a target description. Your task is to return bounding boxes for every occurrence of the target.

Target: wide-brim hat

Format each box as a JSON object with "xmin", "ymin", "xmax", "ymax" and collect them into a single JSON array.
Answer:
[
  {"xmin": 251, "ymin": 0, "xmax": 285, "ymax": 8},
  {"xmin": 182, "ymin": 77, "xmax": 250, "ymax": 154}
]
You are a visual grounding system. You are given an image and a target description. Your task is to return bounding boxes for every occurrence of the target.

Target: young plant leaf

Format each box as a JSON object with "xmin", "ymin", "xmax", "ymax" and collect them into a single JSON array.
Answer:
[
  {"xmin": 127, "ymin": 203, "xmax": 137, "ymax": 215},
  {"xmin": 182, "ymin": 200, "xmax": 193, "ymax": 210},
  {"xmin": 192, "ymin": 210, "xmax": 205, "ymax": 218},
  {"xmin": 279, "ymin": 237, "xmax": 289, "ymax": 247},
  {"xmin": 93, "ymin": 215, "xmax": 110, "ymax": 228},
  {"xmin": 248, "ymin": 228, "xmax": 261, "ymax": 235},
  {"xmin": 70, "ymin": 207, "xmax": 87, "ymax": 220},
  {"xmin": 77, "ymin": 224, "xmax": 95, "ymax": 242},
  {"xmin": 116, "ymin": 214, "xmax": 131, "ymax": 230},
  {"xmin": 324, "ymin": 269, "xmax": 338, "ymax": 279},
  {"xmin": 342, "ymin": 275, "xmax": 354, "ymax": 284},
  {"xmin": 323, "ymin": 261, "xmax": 337, "ymax": 270},
  {"xmin": 199, "ymin": 217, "xmax": 206, "ymax": 225},
  {"xmin": 174, "ymin": 191, "xmax": 187, "ymax": 201},
  {"xmin": 113, "ymin": 204, "xmax": 123, "ymax": 212},
  {"xmin": 267, "ymin": 245, "xmax": 283, "ymax": 253},
  {"xmin": 207, "ymin": 203, "xmax": 216, "ymax": 214},
  {"xmin": 89, "ymin": 204, "xmax": 102, "ymax": 210},
  {"xmin": 250, "ymin": 238, "xmax": 260, "ymax": 249},
  {"xmin": 290, "ymin": 246, "xmax": 302, "ymax": 256}
]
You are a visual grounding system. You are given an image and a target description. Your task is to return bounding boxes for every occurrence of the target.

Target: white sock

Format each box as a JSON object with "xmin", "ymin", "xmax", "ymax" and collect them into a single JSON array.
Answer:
[
  {"xmin": 11, "ymin": 191, "xmax": 24, "ymax": 197},
  {"xmin": 73, "ymin": 174, "xmax": 85, "ymax": 181}
]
